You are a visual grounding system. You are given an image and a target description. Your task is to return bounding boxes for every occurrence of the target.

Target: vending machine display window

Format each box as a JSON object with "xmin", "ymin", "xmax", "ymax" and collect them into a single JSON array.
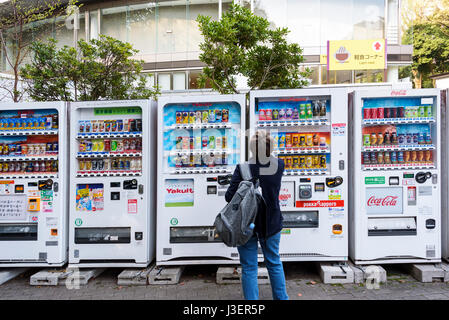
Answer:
[
  {"xmin": 255, "ymin": 96, "xmax": 332, "ymax": 175},
  {"xmin": 361, "ymin": 96, "xmax": 437, "ymax": 171},
  {"xmin": 162, "ymin": 102, "xmax": 241, "ymax": 174}
]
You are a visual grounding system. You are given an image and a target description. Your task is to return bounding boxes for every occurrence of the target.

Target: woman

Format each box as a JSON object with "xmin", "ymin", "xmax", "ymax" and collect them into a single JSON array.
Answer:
[{"xmin": 225, "ymin": 130, "xmax": 288, "ymax": 300}]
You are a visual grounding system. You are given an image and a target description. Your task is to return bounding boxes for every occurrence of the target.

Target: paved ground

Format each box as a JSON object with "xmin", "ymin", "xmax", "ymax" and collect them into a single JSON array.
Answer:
[{"xmin": 1, "ymin": 262, "xmax": 449, "ymax": 300}]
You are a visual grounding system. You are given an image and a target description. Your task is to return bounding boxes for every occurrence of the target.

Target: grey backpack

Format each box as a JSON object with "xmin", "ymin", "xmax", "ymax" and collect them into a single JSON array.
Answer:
[{"xmin": 214, "ymin": 163, "xmax": 265, "ymax": 247}]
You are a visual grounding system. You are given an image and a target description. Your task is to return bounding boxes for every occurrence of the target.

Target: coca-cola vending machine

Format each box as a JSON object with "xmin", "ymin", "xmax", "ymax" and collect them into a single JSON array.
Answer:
[{"xmin": 349, "ymin": 88, "xmax": 441, "ymax": 264}]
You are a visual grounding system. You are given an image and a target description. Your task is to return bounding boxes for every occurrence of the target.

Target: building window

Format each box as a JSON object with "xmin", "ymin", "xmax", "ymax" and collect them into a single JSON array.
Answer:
[
  {"xmin": 173, "ymin": 72, "xmax": 186, "ymax": 90},
  {"xmin": 355, "ymin": 69, "xmax": 384, "ymax": 83},
  {"xmin": 321, "ymin": 66, "xmax": 352, "ymax": 84},
  {"xmin": 158, "ymin": 73, "xmax": 171, "ymax": 91}
]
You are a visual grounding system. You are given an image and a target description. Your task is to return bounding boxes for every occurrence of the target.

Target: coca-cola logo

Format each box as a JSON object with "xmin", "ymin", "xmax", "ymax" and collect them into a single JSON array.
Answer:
[
  {"xmin": 391, "ymin": 90, "xmax": 407, "ymax": 96},
  {"xmin": 166, "ymin": 188, "xmax": 193, "ymax": 194},
  {"xmin": 367, "ymin": 196, "xmax": 398, "ymax": 207}
]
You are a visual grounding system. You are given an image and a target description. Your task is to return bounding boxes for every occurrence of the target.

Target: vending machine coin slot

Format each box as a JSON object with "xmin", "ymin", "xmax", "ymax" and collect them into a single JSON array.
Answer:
[
  {"xmin": 432, "ymin": 174, "xmax": 437, "ymax": 184},
  {"xmin": 415, "ymin": 172, "xmax": 431, "ymax": 184},
  {"xmin": 218, "ymin": 175, "xmax": 232, "ymax": 185},
  {"xmin": 123, "ymin": 179, "xmax": 137, "ymax": 190},
  {"xmin": 39, "ymin": 180, "xmax": 53, "ymax": 191},
  {"xmin": 135, "ymin": 232, "xmax": 143, "ymax": 240},
  {"xmin": 326, "ymin": 176, "xmax": 343, "ymax": 188},
  {"xmin": 111, "ymin": 192, "xmax": 120, "ymax": 200},
  {"xmin": 426, "ymin": 219, "xmax": 436, "ymax": 229},
  {"xmin": 389, "ymin": 177, "xmax": 399, "ymax": 185}
]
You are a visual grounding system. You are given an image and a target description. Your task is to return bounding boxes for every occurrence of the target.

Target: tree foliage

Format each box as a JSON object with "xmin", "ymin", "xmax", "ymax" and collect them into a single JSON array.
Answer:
[
  {"xmin": 21, "ymin": 35, "xmax": 159, "ymax": 101},
  {"xmin": 0, "ymin": 0, "xmax": 78, "ymax": 102},
  {"xmin": 196, "ymin": 4, "xmax": 310, "ymax": 94}
]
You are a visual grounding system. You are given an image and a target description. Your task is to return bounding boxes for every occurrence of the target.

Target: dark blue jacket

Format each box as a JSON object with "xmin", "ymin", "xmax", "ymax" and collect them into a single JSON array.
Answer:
[{"xmin": 225, "ymin": 157, "xmax": 284, "ymax": 239}]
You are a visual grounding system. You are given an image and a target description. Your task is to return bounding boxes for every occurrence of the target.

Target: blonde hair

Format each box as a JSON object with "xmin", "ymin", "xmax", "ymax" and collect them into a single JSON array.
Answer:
[{"xmin": 249, "ymin": 130, "xmax": 275, "ymax": 162}]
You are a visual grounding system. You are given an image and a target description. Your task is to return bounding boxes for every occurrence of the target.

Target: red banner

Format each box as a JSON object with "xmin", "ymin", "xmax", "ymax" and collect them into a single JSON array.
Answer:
[{"xmin": 296, "ymin": 200, "xmax": 345, "ymax": 208}]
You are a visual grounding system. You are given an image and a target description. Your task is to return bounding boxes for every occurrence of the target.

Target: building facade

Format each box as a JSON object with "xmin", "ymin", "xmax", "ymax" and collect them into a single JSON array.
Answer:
[{"xmin": 1, "ymin": 0, "xmax": 412, "ymax": 92}]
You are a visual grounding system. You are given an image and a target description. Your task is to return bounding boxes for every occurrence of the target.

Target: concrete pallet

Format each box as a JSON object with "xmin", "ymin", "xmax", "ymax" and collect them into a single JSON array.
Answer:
[
  {"xmin": 148, "ymin": 266, "xmax": 184, "ymax": 285},
  {"xmin": 318, "ymin": 263, "xmax": 354, "ymax": 284},
  {"xmin": 348, "ymin": 262, "xmax": 387, "ymax": 285},
  {"xmin": 0, "ymin": 268, "xmax": 29, "ymax": 285},
  {"xmin": 30, "ymin": 268, "xmax": 105, "ymax": 286},
  {"xmin": 406, "ymin": 263, "xmax": 449, "ymax": 283},
  {"xmin": 216, "ymin": 266, "xmax": 270, "ymax": 285},
  {"xmin": 117, "ymin": 265, "xmax": 155, "ymax": 286}
]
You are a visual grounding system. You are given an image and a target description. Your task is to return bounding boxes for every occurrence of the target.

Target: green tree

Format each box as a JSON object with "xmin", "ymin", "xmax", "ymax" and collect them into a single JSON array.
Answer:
[
  {"xmin": 402, "ymin": 23, "xmax": 449, "ymax": 88},
  {"xmin": 21, "ymin": 35, "xmax": 159, "ymax": 101},
  {"xmin": 196, "ymin": 4, "xmax": 310, "ymax": 94},
  {"xmin": 0, "ymin": 0, "xmax": 79, "ymax": 102}
]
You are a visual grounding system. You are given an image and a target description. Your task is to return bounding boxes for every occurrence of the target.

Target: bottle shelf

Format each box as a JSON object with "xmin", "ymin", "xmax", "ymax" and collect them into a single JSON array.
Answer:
[
  {"xmin": 76, "ymin": 132, "xmax": 142, "ymax": 139},
  {"xmin": 275, "ymin": 146, "xmax": 330, "ymax": 155},
  {"xmin": 167, "ymin": 149, "xmax": 235, "ymax": 156},
  {"xmin": 77, "ymin": 152, "xmax": 142, "ymax": 158},
  {"xmin": 363, "ymin": 118, "xmax": 435, "ymax": 126},
  {"xmin": 257, "ymin": 119, "xmax": 329, "ymax": 128},
  {"xmin": 171, "ymin": 167, "xmax": 232, "ymax": 175},
  {"xmin": 76, "ymin": 171, "xmax": 141, "ymax": 177},
  {"xmin": 0, "ymin": 173, "xmax": 58, "ymax": 179},
  {"xmin": 283, "ymin": 168, "xmax": 328, "ymax": 176},
  {"xmin": 0, "ymin": 129, "xmax": 58, "ymax": 136},
  {"xmin": 362, "ymin": 163, "xmax": 435, "ymax": 171},
  {"xmin": 166, "ymin": 123, "xmax": 233, "ymax": 131},
  {"xmin": 362, "ymin": 144, "xmax": 435, "ymax": 152},
  {"xmin": 0, "ymin": 154, "xmax": 58, "ymax": 161}
]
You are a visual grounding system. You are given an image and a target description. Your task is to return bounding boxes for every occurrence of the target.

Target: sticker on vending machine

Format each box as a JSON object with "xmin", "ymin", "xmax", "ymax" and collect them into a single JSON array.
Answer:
[
  {"xmin": 331, "ymin": 123, "xmax": 346, "ymax": 136},
  {"xmin": 128, "ymin": 199, "xmax": 138, "ymax": 214},
  {"xmin": 328, "ymin": 189, "xmax": 341, "ymax": 200},
  {"xmin": 279, "ymin": 181, "xmax": 294, "ymax": 207}
]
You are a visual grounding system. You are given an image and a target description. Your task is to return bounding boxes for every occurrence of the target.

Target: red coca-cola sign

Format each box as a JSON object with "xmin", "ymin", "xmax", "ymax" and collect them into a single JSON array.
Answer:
[{"xmin": 367, "ymin": 195, "xmax": 398, "ymax": 207}]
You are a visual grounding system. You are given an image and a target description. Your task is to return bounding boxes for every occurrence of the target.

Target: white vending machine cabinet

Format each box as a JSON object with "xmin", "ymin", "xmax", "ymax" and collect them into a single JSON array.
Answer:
[
  {"xmin": 249, "ymin": 88, "xmax": 348, "ymax": 262},
  {"xmin": 349, "ymin": 88, "xmax": 441, "ymax": 264},
  {"xmin": 157, "ymin": 94, "xmax": 246, "ymax": 265},
  {"xmin": 441, "ymin": 89, "xmax": 449, "ymax": 262},
  {"xmin": 69, "ymin": 100, "xmax": 156, "ymax": 268},
  {"xmin": 0, "ymin": 102, "xmax": 68, "ymax": 267}
]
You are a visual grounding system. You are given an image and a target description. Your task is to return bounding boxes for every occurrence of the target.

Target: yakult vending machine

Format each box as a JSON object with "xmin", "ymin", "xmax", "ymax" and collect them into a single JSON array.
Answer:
[
  {"xmin": 349, "ymin": 89, "xmax": 441, "ymax": 264},
  {"xmin": 249, "ymin": 88, "xmax": 348, "ymax": 261},
  {"xmin": 157, "ymin": 94, "xmax": 246, "ymax": 265},
  {"xmin": 0, "ymin": 102, "xmax": 68, "ymax": 267},
  {"xmin": 69, "ymin": 100, "xmax": 156, "ymax": 268}
]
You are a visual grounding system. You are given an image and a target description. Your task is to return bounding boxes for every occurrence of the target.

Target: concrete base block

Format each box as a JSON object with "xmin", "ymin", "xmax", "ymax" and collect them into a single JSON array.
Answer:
[
  {"xmin": 407, "ymin": 263, "xmax": 449, "ymax": 283},
  {"xmin": 148, "ymin": 266, "xmax": 184, "ymax": 285},
  {"xmin": 318, "ymin": 263, "xmax": 354, "ymax": 284},
  {"xmin": 348, "ymin": 262, "xmax": 387, "ymax": 284},
  {"xmin": 0, "ymin": 268, "xmax": 28, "ymax": 285},
  {"xmin": 216, "ymin": 266, "xmax": 270, "ymax": 285},
  {"xmin": 30, "ymin": 268, "xmax": 104, "ymax": 286},
  {"xmin": 117, "ymin": 265, "xmax": 154, "ymax": 286}
]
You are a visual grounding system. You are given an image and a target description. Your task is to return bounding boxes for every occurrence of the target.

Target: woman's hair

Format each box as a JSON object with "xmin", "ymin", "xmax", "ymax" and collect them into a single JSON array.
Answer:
[{"xmin": 249, "ymin": 130, "xmax": 275, "ymax": 162}]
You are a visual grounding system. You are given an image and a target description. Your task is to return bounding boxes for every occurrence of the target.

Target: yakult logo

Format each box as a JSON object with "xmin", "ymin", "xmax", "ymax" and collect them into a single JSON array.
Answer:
[
  {"xmin": 166, "ymin": 188, "xmax": 193, "ymax": 194},
  {"xmin": 367, "ymin": 196, "xmax": 398, "ymax": 207}
]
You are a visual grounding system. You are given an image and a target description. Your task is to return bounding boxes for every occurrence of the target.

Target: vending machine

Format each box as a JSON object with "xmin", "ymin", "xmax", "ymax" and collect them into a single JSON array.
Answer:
[
  {"xmin": 69, "ymin": 100, "xmax": 156, "ymax": 268},
  {"xmin": 441, "ymin": 89, "xmax": 449, "ymax": 262},
  {"xmin": 349, "ymin": 88, "xmax": 441, "ymax": 264},
  {"xmin": 156, "ymin": 94, "xmax": 246, "ymax": 265},
  {"xmin": 0, "ymin": 102, "xmax": 68, "ymax": 267},
  {"xmin": 248, "ymin": 88, "xmax": 348, "ymax": 261}
]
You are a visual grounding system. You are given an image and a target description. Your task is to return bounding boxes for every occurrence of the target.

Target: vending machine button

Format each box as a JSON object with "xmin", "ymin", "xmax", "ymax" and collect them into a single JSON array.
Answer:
[
  {"xmin": 425, "ymin": 219, "xmax": 436, "ymax": 229},
  {"xmin": 207, "ymin": 185, "xmax": 217, "ymax": 195},
  {"xmin": 314, "ymin": 183, "xmax": 325, "ymax": 192},
  {"xmin": 53, "ymin": 182, "xmax": 58, "ymax": 192},
  {"xmin": 432, "ymin": 174, "xmax": 437, "ymax": 184},
  {"xmin": 138, "ymin": 184, "xmax": 144, "ymax": 194},
  {"xmin": 389, "ymin": 177, "xmax": 399, "ymax": 185},
  {"xmin": 110, "ymin": 182, "xmax": 121, "ymax": 188},
  {"xmin": 339, "ymin": 160, "xmax": 344, "ymax": 170},
  {"xmin": 111, "ymin": 192, "xmax": 120, "ymax": 200},
  {"xmin": 135, "ymin": 232, "xmax": 143, "ymax": 240}
]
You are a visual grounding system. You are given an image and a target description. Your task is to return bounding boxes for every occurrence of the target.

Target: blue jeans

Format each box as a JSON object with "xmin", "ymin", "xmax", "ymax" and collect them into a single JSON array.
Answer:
[{"xmin": 237, "ymin": 232, "xmax": 289, "ymax": 300}]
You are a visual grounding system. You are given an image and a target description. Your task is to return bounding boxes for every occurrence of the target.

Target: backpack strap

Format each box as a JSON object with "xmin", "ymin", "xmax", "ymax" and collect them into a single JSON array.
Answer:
[{"xmin": 239, "ymin": 162, "xmax": 252, "ymax": 181}]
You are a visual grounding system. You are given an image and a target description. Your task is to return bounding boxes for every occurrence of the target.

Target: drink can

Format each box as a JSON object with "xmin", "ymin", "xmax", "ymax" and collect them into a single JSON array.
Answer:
[
  {"xmin": 418, "ymin": 132, "xmax": 425, "ymax": 145},
  {"xmin": 384, "ymin": 108, "xmax": 390, "ymax": 119},
  {"xmin": 104, "ymin": 139, "xmax": 111, "ymax": 152},
  {"xmin": 124, "ymin": 159, "xmax": 130, "ymax": 171},
  {"xmin": 285, "ymin": 133, "xmax": 292, "ymax": 148},
  {"xmin": 79, "ymin": 160, "xmax": 85, "ymax": 171},
  {"xmin": 272, "ymin": 109, "xmax": 279, "ymax": 121},
  {"xmin": 190, "ymin": 137, "xmax": 194, "ymax": 150},
  {"xmin": 425, "ymin": 105, "xmax": 432, "ymax": 118},
  {"xmin": 111, "ymin": 140, "xmax": 117, "ymax": 152},
  {"xmin": 377, "ymin": 132, "xmax": 384, "ymax": 145},
  {"xmin": 306, "ymin": 134, "xmax": 313, "ymax": 147},
  {"xmin": 117, "ymin": 120, "xmax": 123, "ymax": 132},
  {"xmin": 391, "ymin": 132, "xmax": 398, "ymax": 145},
  {"xmin": 425, "ymin": 150, "xmax": 432, "ymax": 162},
  {"xmin": 208, "ymin": 110, "xmax": 215, "ymax": 123},
  {"xmin": 398, "ymin": 134, "xmax": 405, "ymax": 145},
  {"xmin": 182, "ymin": 136, "xmax": 189, "ymax": 150},
  {"xmin": 292, "ymin": 107, "xmax": 299, "ymax": 120},
  {"xmin": 265, "ymin": 109, "xmax": 272, "ymax": 121},
  {"xmin": 292, "ymin": 156, "xmax": 299, "ymax": 169},
  {"xmin": 91, "ymin": 159, "xmax": 98, "ymax": 171},
  {"xmin": 46, "ymin": 142, "xmax": 53, "ymax": 153},
  {"xmin": 417, "ymin": 150, "xmax": 424, "ymax": 162},
  {"xmin": 92, "ymin": 140, "xmax": 99, "ymax": 152},
  {"xmin": 370, "ymin": 152, "xmax": 377, "ymax": 164},
  {"xmin": 313, "ymin": 101, "xmax": 320, "ymax": 117},
  {"xmin": 40, "ymin": 144, "xmax": 46, "ymax": 155},
  {"xmin": 312, "ymin": 133, "xmax": 319, "ymax": 146},
  {"xmin": 123, "ymin": 139, "xmax": 130, "ymax": 151},
  {"xmin": 405, "ymin": 133, "xmax": 412, "ymax": 144},
  {"xmin": 391, "ymin": 151, "xmax": 397, "ymax": 164},
  {"xmin": 40, "ymin": 161, "xmax": 46, "ymax": 172},
  {"xmin": 363, "ymin": 108, "xmax": 371, "ymax": 119},
  {"xmin": 98, "ymin": 120, "xmax": 104, "ymax": 132},
  {"xmin": 398, "ymin": 151, "xmax": 404, "ymax": 163},
  {"xmin": 412, "ymin": 133, "xmax": 419, "ymax": 145},
  {"xmin": 137, "ymin": 119, "xmax": 143, "ymax": 132},
  {"xmin": 306, "ymin": 103, "xmax": 313, "ymax": 119},
  {"xmin": 222, "ymin": 136, "xmax": 227, "ymax": 149},
  {"xmin": 189, "ymin": 111, "xmax": 196, "ymax": 124},
  {"xmin": 370, "ymin": 133, "xmax": 377, "ymax": 146},
  {"xmin": 182, "ymin": 112, "xmax": 189, "ymax": 124},
  {"xmin": 305, "ymin": 155, "xmax": 312, "ymax": 168},
  {"xmin": 97, "ymin": 140, "xmax": 104, "ymax": 152},
  {"xmin": 202, "ymin": 136, "xmax": 208, "ymax": 148},
  {"xmin": 377, "ymin": 152, "xmax": 384, "ymax": 164},
  {"xmin": 119, "ymin": 159, "xmax": 125, "ymax": 170},
  {"xmin": 104, "ymin": 120, "xmax": 111, "ymax": 132},
  {"xmin": 135, "ymin": 139, "xmax": 142, "ymax": 151},
  {"xmin": 404, "ymin": 151, "xmax": 410, "ymax": 163},
  {"xmin": 112, "ymin": 120, "xmax": 118, "ymax": 132},
  {"xmin": 209, "ymin": 136, "xmax": 215, "ymax": 149},
  {"xmin": 202, "ymin": 111, "xmax": 209, "ymax": 123},
  {"xmin": 384, "ymin": 151, "xmax": 391, "ymax": 164},
  {"xmin": 286, "ymin": 108, "xmax": 293, "ymax": 120},
  {"xmin": 279, "ymin": 108, "xmax": 286, "ymax": 120},
  {"xmin": 222, "ymin": 109, "xmax": 229, "ymax": 122},
  {"xmin": 370, "ymin": 108, "xmax": 378, "ymax": 119},
  {"xmin": 419, "ymin": 106, "xmax": 425, "ymax": 117},
  {"xmin": 298, "ymin": 156, "xmax": 304, "ymax": 169},
  {"xmin": 104, "ymin": 158, "xmax": 110, "ymax": 171},
  {"xmin": 176, "ymin": 112, "xmax": 182, "ymax": 124},
  {"xmin": 320, "ymin": 155, "xmax": 327, "ymax": 168},
  {"xmin": 363, "ymin": 152, "xmax": 370, "ymax": 164},
  {"xmin": 425, "ymin": 132, "xmax": 432, "ymax": 144},
  {"xmin": 411, "ymin": 150, "xmax": 417, "ymax": 162},
  {"xmin": 390, "ymin": 107, "xmax": 397, "ymax": 118},
  {"xmin": 195, "ymin": 111, "xmax": 202, "ymax": 124},
  {"xmin": 292, "ymin": 134, "xmax": 300, "ymax": 148},
  {"xmin": 92, "ymin": 120, "xmax": 98, "ymax": 133},
  {"xmin": 15, "ymin": 144, "xmax": 21, "ymax": 155},
  {"xmin": 278, "ymin": 133, "xmax": 286, "ymax": 148},
  {"xmin": 377, "ymin": 107, "xmax": 384, "ymax": 119},
  {"xmin": 363, "ymin": 133, "xmax": 371, "ymax": 147},
  {"xmin": 97, "ymin": 159, "xmax": 104, "ymax": 171},
  {"xmin": 298, "ymin": 134, "xmax": 305, "ymax": 147},
  {"xmin": 79, "ymin": 120, "xmax": 85, "ymax": 133},
  {"xmin": 216, "ymin": 136, "xmax": 222, "ymax": 150},
  {"xmin": 398, "ymin": 106, "xmax": 405, "ymax": 118},
  {"xmin": 299, "ymin": 104, "xmax": 306, "ymax": 119}
]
